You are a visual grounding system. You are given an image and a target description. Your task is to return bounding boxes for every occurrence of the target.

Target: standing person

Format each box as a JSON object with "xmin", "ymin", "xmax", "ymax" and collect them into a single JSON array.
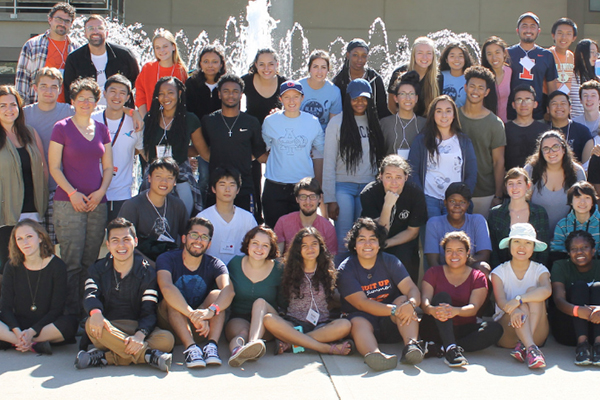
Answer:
[
  {"xmin": 388, "ymin": 37, "xmax": 439, "ymax": 117},
  {"xmin": 242, "ymin": 48, "xmax": 287, "ymax": 223},
  {"xmin": 525, "ymin": 131, "xmax": 586, "ymax": 233},
  {"xmin": 491, "ymin": 223, "xmax": 551, "ymax": 369},
  {"xmin": 0, "ymin": 86, "xmax": 48, "ymax": 271},
  {"xmin": 48, "ymin": 78, "xmax": 113, "ymax": 317},
  {"xmin": 200, "ymin": 74, "xmax": 267, "ymax": 212},
  {"xmin": 438, "ymin": 43, "xmax": 473, "ymax": 108},
  {"xmin": 507, "ymin": 12, "xmax": 558, "ymax": 121},
  {"xmin": 481, "ymin": 36, "xmax": 512, "ymax": 123},
  {"xmin": 0, "ymin": 220, "xmax": 77, "ymax": 354},
  {"xmin": 420, "ymin": 232, "xmax": 503, "ymax": 367},
  {"xmin": 15, "ymin": 2, "xmax": 77, "ymax": 105},
  {"xmin": 360, "ymin": 155, "xmax": 427, "ymax": 283},
  {"xmin": 63, "ymin": 15, "xmax": 139, "ymax": 106},
  {"xmin": 408, "ymin": 95, "xmax": 477, "ymax": 219},
  {"xmin": 332, "ymin": 39, "xmax": 390, "ymax": 118},
  {"xmin": 579, "ymin": 81, "xmax": 600, "ymax": 170},
  {"xmin": 135, "ymin": 30, "xmax": 188, "ymax": 118},
  {"xmin": 91, "ymin": 74, "xmax": 143, "ymax": 223},
  {"xmin": 503, "ymin": 85, "xmax": 547, "ymax": 170},
  {"xmin": 548, "ymin": 18, "xmax": 578, "ymax": 114},
  {"xmin": 323, "ymin": 79, "xmax": 385, "ymax": 260},
  {"xmin": 546, "ymin": 91, "xmax": 592, "ymax": 163},
  {"xmin": 458, "ymin": 66, "xmax": 506, "ymax": 218},
  {"xmin": 380, "ymin": 71, "xmax": 426, "ymax": 159},
  {"xmin": 156, "ymin": 217, "xmax": 234, "ymax": 368},
  {"xmin": 571, "ymin": 39, "xmax": 600, "ymax": 119},
  {"xmin": 337, "ymin": 218, "xmax": 423, "ymax": 371},
  {"xmin": 263, "ymin": 228, "xmax": 353, "ymax": 357},
  {"xmin": 226, "ymin": 226, "xmax": 283, "ymax": 367},
  {"xmin": 75, "ymin": 218, "xmax": 174, "ymax": 371},
  {"xmin": 549, "ymin": 231, "xmax": 600, "ymax": 365},
  {"xmin": 261, "ymin": 81, "xmax": 324, "ymax": 228}
]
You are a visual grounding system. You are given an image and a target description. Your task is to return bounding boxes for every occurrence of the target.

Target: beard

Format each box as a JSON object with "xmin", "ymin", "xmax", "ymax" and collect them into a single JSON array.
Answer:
[
  {"xmin": 185, "ymin": 242, "xmax": 206, "ymax": 258},
  {"xmin": 301, "ymin": 207, "xmax": 317, "ymax": 217}
]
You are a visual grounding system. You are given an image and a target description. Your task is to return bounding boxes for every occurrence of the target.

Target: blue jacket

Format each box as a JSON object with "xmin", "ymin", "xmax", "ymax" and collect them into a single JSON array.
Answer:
[
  {"xmin": 407, "ymin": 132, "xmax": 478, "ymax": 194},
  {"xmin": 551, "ymin": 207, "xmax": 600, "ymax": 254}
]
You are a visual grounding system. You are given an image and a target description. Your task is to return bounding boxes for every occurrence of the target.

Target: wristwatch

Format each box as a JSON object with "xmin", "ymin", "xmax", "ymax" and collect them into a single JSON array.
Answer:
[
  {"xmin": 208, "ymin": 305, "xmax": 218, "ymax": 316},
  {"xmin": 515, "ymin": 295, "xmax": 523, "ymax": 305}
]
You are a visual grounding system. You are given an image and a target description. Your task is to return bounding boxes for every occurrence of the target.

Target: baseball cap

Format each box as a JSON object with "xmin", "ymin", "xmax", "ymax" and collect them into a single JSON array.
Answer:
[
  {"xmin": 280, "ymin": 80, "xmax": 304, "ymax": 96},
  {"xmin": 347, "ymin": 79, "xmax": 372, "ymax": 99}
]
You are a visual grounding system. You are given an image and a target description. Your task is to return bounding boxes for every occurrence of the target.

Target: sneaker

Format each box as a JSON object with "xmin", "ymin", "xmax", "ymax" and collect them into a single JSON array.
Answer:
[
  {"xmin": 574, "ymin": 342, "xmax": 592, "ymax": 366},
  {"xmin": 400, "ymin": 340, "xmax": 424, "ymax": 365},
  {"xmin": 592, "ymin": 343, "xmax": 600, "ymax": 366},
  {"xmin": 228, "ymin": 340, "xmax": 266, "ymax": 367},
  {"xmin": 444, "ymin": 346, "xmax": 468, "ymax": 367},
  {"xmin": 423, "ymin": 341, "xmax": 444, "ymax": 359},
  {"xmin": 32, "ymin": 341, "xmax": 52, "ymax": 355},
  {"xmin": 203, "ymin": 342, "xmax": 222, "ymax": 366},
  {"xmin": 526, "ymin": 345, "xmax": 546, "ymax": 369},
  {"xmin": 364, "ymin": 351, "xmax": 398, "ymax": 371},
  {"xmin": 75, "ymin": 348, "xmax": 107, "ymax": 369},
  {"xmin": 510, "ymin": 341, "xmax": 526, "ymax": 363},
  {"xmin": 183, "ymin": 344, "xmax": 206, "ymax": 368},
  {"xmin": 251, "ymin": 339, "xmax": 267, "ymax": 360},
  {"xmin": 146, "ymin": 349, "xmax": 172, "ymax": 372}
]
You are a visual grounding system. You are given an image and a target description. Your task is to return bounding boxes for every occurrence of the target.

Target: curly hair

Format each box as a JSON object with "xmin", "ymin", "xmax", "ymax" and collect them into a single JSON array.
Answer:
[
  {"xmin": 525, "ymin": 131, "xmax": 579, "ymax": 192},
  {"xmin": 565, "ymin": 230, "xmax": 596, "ymax": 253},
  {"xmin": 240, "ymin": 225, "xmax": 279, "ymax": 260},
  {"xmin": 439, "ymin": 43, "xmax": 473, "ymax": 73},
  {"xmin": 440, "ymin": 231, "xmax": 474, "ymax": 266},
  {"xmin": 345, "ymin": 217, "xmax": 387, "ymax": 255},
  {"xmin": 281, "ymin": 227, "xmax": 336, "ymax": 302},
  {"xmin": 8, "ymin": 219, "xmax": 55, "ymax": 266}
]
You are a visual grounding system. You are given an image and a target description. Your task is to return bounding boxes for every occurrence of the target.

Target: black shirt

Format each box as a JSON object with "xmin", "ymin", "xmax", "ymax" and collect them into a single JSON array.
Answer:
[
  {"xmin": 105, "ymin": 269, "xmax": 139, "ymax": 321},
  {"xmin": 550, "ymin": 120, "xmax": 592, "ymax": 163},
  {"xmin": 186, "ymin": 74, "xmax": 222, "ymax": 121},
  {"xmin": 241, "ymin": 74, "xmax": 287, "ymax": 124},
  {"xmin": 504, "ymin": 120, "xmax": 547, "ymax": 170}
]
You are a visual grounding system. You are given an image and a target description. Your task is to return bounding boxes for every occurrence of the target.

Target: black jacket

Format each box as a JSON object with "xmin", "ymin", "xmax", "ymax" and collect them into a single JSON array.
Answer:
[
  {"xmin": 186, "ymin": 73, "xmax": 222, "ymax": 121},
  {"xmin": 63, "ymin": 42, "xmax": 139, "ymax": 103},
  {"xmin": 83, "ymin": 254, "xmax": 158, "ymax": 336}
]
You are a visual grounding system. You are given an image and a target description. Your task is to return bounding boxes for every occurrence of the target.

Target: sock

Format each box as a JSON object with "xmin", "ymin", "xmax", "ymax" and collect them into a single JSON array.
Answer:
[
  {"xmin": 207, "ymin": 339, "xmax": 218, "ymax": 347},
  {"xmin": 145, "ymin": 349, "xmax": 152, "ymax": 363},
  {"xmin": 186, "ymin": 343, "xmax": 197, "ymax": 350}
]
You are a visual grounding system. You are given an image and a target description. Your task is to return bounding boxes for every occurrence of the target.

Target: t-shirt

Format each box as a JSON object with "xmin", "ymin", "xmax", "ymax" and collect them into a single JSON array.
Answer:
[
  {"xmin": 196, "ymin": 205, "xmax": 257, "ymax": 265},
  {"xmin": 337, "ymin": 252, "xmax": 410, "ymax": 313},
  {"xmin": 507, "ymin": 45, "xmax": 559, "ymax": 120},
  {"xmin": 440, "ymin": 71, "xmax": 466, "ymax": 108},
  {"xmin": 551, "ymin": 259, "xmax": 600, "ymax": 288},
  {"xmin": 46, "ymin": 39, "xmax": 69, "ymax": 103},
  {"xmin": 92, "ymin": 110, "xmax": 142, "ymax": 201},
  {"xmin": 379, "ymin": 114, "xmax": 426, "ymax": 158},
  {"xmin": 146, "ymin": 112, "xmax": 201, "ymax": 165},
  {"xmin": 504, "ymin": 120, "xmax": 547, "ymax": 170},
  {"xmin": 425, "ymin": 214, "xmax": 492, "ymax": 265},
  {"xmin": 496, "ymin": 65, "xmax": 512, "ymax": 123},
  {"xmin": 262, "ymin": 110, "xmax": 324, "ymax": 184},
  {"xmin": 50, "ymin": 118, "xmax": 111, "ymax": 202},
  {"xmin": 228, "ymin": 256, "xmax": 283, "ymax": 315},
  {"xmin": 424, "ymin": 135, "xmax": 463, "ymax": 199},
  {"xmin": 299, "ymin": 78, "xmax": 343, "ymax": 131},
  {"xmin": 156, "ymin": 249, "xmax": 228, "ymax": 308},
  {"xmin": 135, "ymin": 61, "xmax": 188, "ymax": 110},
  {"xmin": 241, "ymin": 74, "xmax": 287, "ymax": 124},
  {"xmin": 458, "ymin": 109, "xmax": 506, "ymax": 197},
  {"xmin": 118, "ymin": 190, "xmax": 188, "ymax": 241},
  {"xmin": 422, "ymin": 266, "xmax": 487, "ymax": 325},
  {"xmin": 573, "ymin": 114, "xmax": 600, "ymax": 138},
  {"xmin": 23, "ymin": 103, "xmax": 74, "ymax": 191},
  {"xmin": 91, "ymin": 52, "xmax": 108, "ymax": 105},
  {"xmin": 273, "ymin": 211, "xmax": 338, "ymax": 255},
  {"xmin": 201, "ymin": 111, "xmax": 265, "ymax": 191},
  {"xmin": 550, "ymin": 120, "xmax": 592, "ymax": 163}
]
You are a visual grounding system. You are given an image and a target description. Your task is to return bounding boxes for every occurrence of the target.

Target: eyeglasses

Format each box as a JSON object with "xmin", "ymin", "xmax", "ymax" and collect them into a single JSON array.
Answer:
[
  {"xmin": 542, "ymin": 144, "xmax": 563, "ymax": 154},
  {"xmin": 297, "ymin": 194, "xmax": 318, "ymax": 201},
  {"xmin": 514, "ymin": 98, "xmax": 534, "ymax": 105},
  {"xmin": 188, "ymin": 232, "xmax": 211, "ymax": 242},
  {"xmin": 86, "ymin": 25, "xmax": 107, "ymax": 32},
  {"xmin": 397, "ymin": 92, "xmax": 416, "ymax": 98},
  {"xmin": 75, "ymin": 97, "xmax": 96, "ymax": 103},
  {"xmin": 53, "ymin": 16, "xmax": 73, "ymax": 25}
]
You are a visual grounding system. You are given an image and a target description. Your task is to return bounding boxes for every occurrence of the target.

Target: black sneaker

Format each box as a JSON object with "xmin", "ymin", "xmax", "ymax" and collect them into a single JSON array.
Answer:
[
  {"xmin": 574, "ymin": 342, "xmax": 592, "ymax": 366},
  {"xmin": 75, "ymin": 348, "xmax": 107, "ymax": 369},
  {"xmin": 183, "ymin": 344, "xmax": 206, "ymax": 368},
  {"xmin": 592, "ymin": 343, "xmax": 600, "ymax": 366},
  {"xmin": 444, "ymin": 346, "xmax": 468, "ymax": 367},
  {"xmin": 202, "ymin": 342, "xmax": 222, "ymax": 366},
  {"xmin": 423, "ymin": 341, "xmax": 444, "ymax": 359},
  {"xmin": 400, "ymin": 340, "xmax": 424, "ymax": 365},
  {"xmin": 146, "ymin": 349, "xmax": 172, "ymax": 372},
  {"xmin": 32, "ymin": 341, "xmax": 52, "ymax": 355}
]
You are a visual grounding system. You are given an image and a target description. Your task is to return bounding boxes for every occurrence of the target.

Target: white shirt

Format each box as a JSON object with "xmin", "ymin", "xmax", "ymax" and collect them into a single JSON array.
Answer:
[{"xmin": 91, "ymin": 52, "xmax": 108, "ymax": 105}]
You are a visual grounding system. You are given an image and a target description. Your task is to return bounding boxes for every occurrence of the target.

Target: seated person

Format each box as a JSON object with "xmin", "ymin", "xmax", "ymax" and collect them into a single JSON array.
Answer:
[
  {"xmin": 550, "ymin": 231, "xmax": 600, "ymax": 365},
  {"xmin": 491, "ymin": 223, "xmax": 551, "ymax": 369},
  {"xmin": 156, "ymin": 217, "xmax": 234, "ymax": 368},
  {"xmin": 274, "ymin": 177, "xmax": 337, "ymax": 256},
  {"xmin": 75, "ymin": 218, "xmax": 175, "ymax": 371},
  {"xmin": 337, "ymin": 218, "xmax": 423, "ymax": 371},
  {"xmin": 360, "ymin": 154, "xmax": 427, "ymax": 283},
  {"xmin": 263, "ymin": 227, "xmax": 353, "ymax": 357},
  {"xmin": 196, "ymin": 166, "xmax": 257, "ymax": 265},
  {"xmin": 226, "ymin": 226, "xmax": 283, "ymax": 367},
  {"xmin": 119, "ymin": 157, "xmax": 188, "ymax": 261},
  {"xmin": 0, "ymin": 220, "xmax": 77, "ymax": 354},
  {"xmin": 420, "ymin": 231, "xmax": 503, "ymax": 367},
  {"xmin": 546, "ymin": 91, "xmax": 592, "ymax": 163},
  {"xmin": 425, "ymin": 182, "xmax": 492, "ymax": 276}
]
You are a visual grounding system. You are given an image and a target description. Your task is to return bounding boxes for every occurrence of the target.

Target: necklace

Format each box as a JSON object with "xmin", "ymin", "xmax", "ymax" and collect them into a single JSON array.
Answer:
[
  {"xmin": 113, "ymin": 268, "xmax": 122, "ymax": 291},
  {"xmin": 25, "ymin": 267, "xmax": 42, "ymax": 312},
  {"xmin": 221, "ymin": 112, "xmax": 241, "ymax": 137}
]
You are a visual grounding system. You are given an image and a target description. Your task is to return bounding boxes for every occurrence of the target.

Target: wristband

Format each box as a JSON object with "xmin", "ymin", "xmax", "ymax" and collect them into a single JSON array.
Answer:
[
  {"xmin": 90, "ymin": 309, "xmax": 101, "ymax": 316},
  {"xmin": 209, "ymin": 303, "xmax": 220, "ymax": 316},
  {"xmin": 573, "ymin": 305, "xmax": 579, "ymax": 318},
  {"xmin": 128, "ymin": 108, "xmax": 134, "ymax": 117},
  {"xmin": 390, "ymin": 305, "xmax": 397, "ymax": 316},
  {"xmin": 68, "ymin": 189, "xmax": 78, "ymax": 198}
]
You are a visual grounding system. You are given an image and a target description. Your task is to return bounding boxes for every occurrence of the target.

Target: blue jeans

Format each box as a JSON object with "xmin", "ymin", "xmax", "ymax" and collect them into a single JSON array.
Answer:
[
  {"xmin": 334, "ymin": 182, "xmax": 367, "ymax": 256},
  {"xmin": 425, "ymin": 194, "xmax": 447, "ymax": 220}
]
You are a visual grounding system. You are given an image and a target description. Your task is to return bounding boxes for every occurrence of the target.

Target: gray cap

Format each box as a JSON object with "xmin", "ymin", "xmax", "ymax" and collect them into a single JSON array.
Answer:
[{"xmin": 517, "ymin": 12, "xmax": 540, "ymax": 27}]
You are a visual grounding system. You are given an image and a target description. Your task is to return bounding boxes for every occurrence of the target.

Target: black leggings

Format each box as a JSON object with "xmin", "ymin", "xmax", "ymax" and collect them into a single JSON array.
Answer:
[
  {"xmin": 420, "ymin": 292, "xmax": 503, "ymax": 351},
  {"xmin": 549, "ymin": 281, "xmax": 600, "ymax": 346}
]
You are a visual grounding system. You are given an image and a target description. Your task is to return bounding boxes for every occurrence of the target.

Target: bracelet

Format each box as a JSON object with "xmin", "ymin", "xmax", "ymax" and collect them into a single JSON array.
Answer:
[
  {"xmin": 127, "ymin": 108, "xmax": 134, "ymax": 117},
  {"xmin": 405, "ymin": 299, "xmax": 416, "ymax": 310},
  {"xmin": 68, "ymin": 189, "xmax": 78, "ymax": 198},
  {"xmin": 209, "ymin": 303, "xmax": 221, "ymax": 316},
  {"xmin": 90, "ymin": 309, "xmax": 101, "ymax": 316},
  {"xmin": 390, "ymin": 305, "xmax": 397, "ymax": 316},
  {"xmin": 573, "ymin": 305, "xmax": 579, "ymax": 318}
]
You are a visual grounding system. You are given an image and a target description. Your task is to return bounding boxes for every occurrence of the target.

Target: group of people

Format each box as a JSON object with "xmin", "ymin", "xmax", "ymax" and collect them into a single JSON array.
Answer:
[{"xmin": 1, "ymin": 2, "xmax": 600, "ymax": 374}]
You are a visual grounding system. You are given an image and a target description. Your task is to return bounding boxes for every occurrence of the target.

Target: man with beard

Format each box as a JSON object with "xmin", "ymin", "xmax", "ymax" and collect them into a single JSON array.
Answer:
[
  {"xmin": 200, "ymin": 74, "xmax": 267, "ymax": 213},
  {"xmin": 273, "ymin": 177, "xmax": 337, "ymax": 255},
  {"xmin": 507, "ymin": 12, "xmax": 558, "ymax": 120},
  {"xmin": 16, "ymin": 3, "xmax": 78, "ymax": 105},
  {"xmin": 156, "ymin": 217, "xmax": 234, "ymax": 368},
  {"xmin": 63, "ymin": 15, "xmax": 138, "ymax": 106}
]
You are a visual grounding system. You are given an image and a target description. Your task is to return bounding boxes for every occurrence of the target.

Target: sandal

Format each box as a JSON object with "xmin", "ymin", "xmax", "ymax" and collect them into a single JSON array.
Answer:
[
  {"xmin": 274, "ymin": 339, "xmax": 292, "ymax": 355},
  {"xmin": 328, "ymin": 339, "xmax": 355, "ymax": 356}
]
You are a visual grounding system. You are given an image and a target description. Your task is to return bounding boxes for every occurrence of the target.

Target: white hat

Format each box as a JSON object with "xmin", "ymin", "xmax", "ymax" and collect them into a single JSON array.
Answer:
[{"xmin": 498, "ymin": 223, "xmax": 547, "ymax": 252}]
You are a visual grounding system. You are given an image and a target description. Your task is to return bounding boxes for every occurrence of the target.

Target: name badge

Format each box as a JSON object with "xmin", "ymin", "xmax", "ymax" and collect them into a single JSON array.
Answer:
[
  {"xmin": 396, "ymin": 148, "xmax": 410, "ymax": 160},
  {"xmin": 519, "ymin": 56, "xmax": 535, "ymax": 71},
  {"xmin": 558, "ymin": 84, "xmax": 570, "ymax": 95},
  {"xmin": 113, "ymin": 166, "xmax": 118, "ymax": 176},
  {"xmin": 221, "ymin": 241, "xmax": 235, "ymax": 255},
  {"xmin": 156, "ymin": 144, "xmax": 172, "ymax": 158},
  {"xmin": 157, "ymin": 233, "xmax": 174, "ymax": 243},
  {"xmin": 306, "ymin": 308, "xmax": 320, "ymax": 326}
]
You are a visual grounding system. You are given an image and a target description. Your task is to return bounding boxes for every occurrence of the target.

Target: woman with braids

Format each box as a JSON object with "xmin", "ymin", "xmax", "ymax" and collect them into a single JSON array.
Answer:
[
  {"xmin": 262, "ymin": 227, "xmax": 353, "ymax": 356},
  {"xmin": 142, "ymin": 76, "xmax": 209, "ymax": 217},
  {"xmin": 323, "ymin": 79, "xmax": 385, "ymax": 260},
  {"xmin": 524, "ymin": 131, "xmax": 586, "ymax": 235}
]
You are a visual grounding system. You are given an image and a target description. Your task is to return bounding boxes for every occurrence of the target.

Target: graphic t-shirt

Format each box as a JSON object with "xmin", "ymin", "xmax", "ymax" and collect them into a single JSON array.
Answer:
[
  {"xmin": 299, "ymin": 78, "xmax": 343, "ymax": 131},
  {"xmin": 424, "ymin": 135, "xmax": 463, "ymax": 199},
  {"xmin": 441, "ymin": 71, "xmax": 466, "ymax": 107}
]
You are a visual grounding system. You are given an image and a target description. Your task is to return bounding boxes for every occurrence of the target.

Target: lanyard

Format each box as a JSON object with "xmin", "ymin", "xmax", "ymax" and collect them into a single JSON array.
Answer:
[{"xmin": 103, "ymin": 111, "xmax": 126, "ymax": 146}]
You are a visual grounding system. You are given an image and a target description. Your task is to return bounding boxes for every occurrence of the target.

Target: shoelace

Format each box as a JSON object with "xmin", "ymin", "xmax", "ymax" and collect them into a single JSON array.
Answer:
[
  {"xmin": 184, "ymin": 345, "xmax": 203, "ymax": 360},
  {"xmin": 88, "ymin": 349, "xmax": 106, "ymax": 366},
  {"xmin": 204, "ymin": 344, "xmax": 219, "ymax": 358}
]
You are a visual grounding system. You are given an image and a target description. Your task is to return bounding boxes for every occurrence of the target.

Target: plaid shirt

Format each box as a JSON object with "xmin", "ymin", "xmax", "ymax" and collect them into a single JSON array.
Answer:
[{"xmin": 15, "ymin": 30, "xmax": 78, "ymax": 105}]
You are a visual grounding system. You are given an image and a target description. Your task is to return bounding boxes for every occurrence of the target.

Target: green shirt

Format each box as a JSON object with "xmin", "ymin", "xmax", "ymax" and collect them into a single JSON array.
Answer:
[
  {"xmin": 147, "ymin": 112, "xmax": 201, "ymax": 165},
  {"xmin": 551, "ymin": 259, "xmax": 600, "ymax": 288}
]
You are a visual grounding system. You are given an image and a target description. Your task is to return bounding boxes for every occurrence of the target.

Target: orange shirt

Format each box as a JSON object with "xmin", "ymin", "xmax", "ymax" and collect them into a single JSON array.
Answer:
[
  {"xmin": 46, "ymin": 38, "xmax": 69, "ymax": 103},
  {"xmin": 134, "ymin": 61, "xmax": 188, "ymax": 109}
]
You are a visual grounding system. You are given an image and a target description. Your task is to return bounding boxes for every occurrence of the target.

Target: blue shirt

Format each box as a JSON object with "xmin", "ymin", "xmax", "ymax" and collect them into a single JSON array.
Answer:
[
  {"xmin": 299, "ymin": 78, "xmax": 343, "ymax": 131},
  {"xmin": 441, "ymin": 71, "xmax": 466, "ymax": 108}
]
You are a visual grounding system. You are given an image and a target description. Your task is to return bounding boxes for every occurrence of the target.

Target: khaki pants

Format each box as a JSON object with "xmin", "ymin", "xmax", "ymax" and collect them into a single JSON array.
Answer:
[{"xmin": 86, "ymin": 319, "xmax": 174, "ymax": 366}]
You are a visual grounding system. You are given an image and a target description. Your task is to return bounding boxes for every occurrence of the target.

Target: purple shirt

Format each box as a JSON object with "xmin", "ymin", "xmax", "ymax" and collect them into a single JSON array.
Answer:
[{"xmin": 50, "ymin": 118, "xmax": 110, "ymax": 202}]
